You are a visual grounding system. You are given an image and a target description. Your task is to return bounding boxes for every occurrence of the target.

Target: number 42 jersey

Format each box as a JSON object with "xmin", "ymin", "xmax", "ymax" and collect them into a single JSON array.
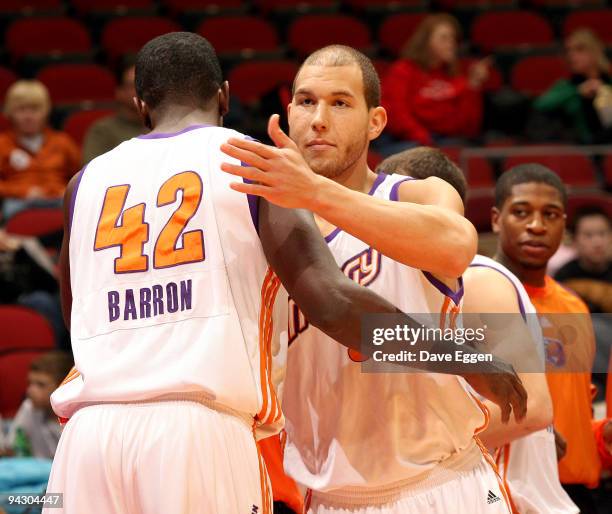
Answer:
[{"xmin": 52, "ymin": 125, "xmax": 285, "ymax": 435}]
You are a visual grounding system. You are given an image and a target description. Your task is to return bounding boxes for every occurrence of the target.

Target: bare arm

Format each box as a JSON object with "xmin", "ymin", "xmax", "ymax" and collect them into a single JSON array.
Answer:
[
  {"xmin": 463, "ymin": 266, "xmax": 552, "ymax": 447},
  {"xmin": 221, "ymin": 115, "xmax": 476, "ymax": 278},
  {"xmin": 59, "ymin": 174, "xmax": 79, "ymax": 330},
  {"xmin": 258, "ymin": 198, "xmax": 527, "ymax": 422}
]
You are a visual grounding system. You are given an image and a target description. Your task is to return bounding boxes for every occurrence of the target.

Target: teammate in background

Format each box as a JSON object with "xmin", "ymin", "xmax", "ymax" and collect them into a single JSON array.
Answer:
[
  {"xmin": 46, "ymin": 34, "xmax": 524, "ymax": 514},
  {"xmin": 378, "ymin": 148, "xmax": 579, "ymax": 514},
  {"xmin": 492, "ymin": 164, "xmax": 612, "ymax": 514},
  {"xmin": 222, "ymin": 45, "xmax": 525, "ymax": 514}
]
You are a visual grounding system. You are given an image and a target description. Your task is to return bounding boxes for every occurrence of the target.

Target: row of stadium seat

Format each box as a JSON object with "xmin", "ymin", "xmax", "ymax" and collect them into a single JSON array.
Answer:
[
  {"xmin": 4, "ymin": 10, "xmax": 612, "ymax": 67},
  {"xmin": 2, "ymin": 0, "xmax": 609, "ymax": 17}
]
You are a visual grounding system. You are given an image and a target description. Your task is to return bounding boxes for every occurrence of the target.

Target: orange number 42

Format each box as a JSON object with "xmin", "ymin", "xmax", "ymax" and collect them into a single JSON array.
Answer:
[{"xmin": 94, "ymin": 171, "xmax": 205, "ymax": 273}]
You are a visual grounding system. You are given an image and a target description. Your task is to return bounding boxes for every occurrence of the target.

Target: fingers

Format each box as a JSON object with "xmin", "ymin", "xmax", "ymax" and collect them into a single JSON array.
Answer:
[
  {"xmin": 268, "ymin": 114, "xmax": 296, "ymax": 150},
  {"xmin": 224, "ymin": 137, "xmax": 277, "ymax": 160},
  {"xmin": 220, "ymin": 143, "xmax": 271, "ymax": 171},
  {"xmin": 229, "ymin": 181, "xmax": 271, "ymax": 198},
  {"xmin": 511, "ymin": 378, "xmax": 528, "ymax": 423},
  {"xmin": 500, "ymin": 400, "xmax": 511, "ymax": 424},
  {"xmin": 220, "ymin": 163, "xmax": 270, "ymax": 184}
]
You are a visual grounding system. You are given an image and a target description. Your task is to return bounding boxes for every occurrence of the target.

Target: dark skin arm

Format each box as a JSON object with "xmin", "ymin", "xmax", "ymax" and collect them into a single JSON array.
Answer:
[
  {"xmin": 258, "ymin": 198, "xmax": 528, "ymax": 423},
  {"xmin": 59, "ymin": 174, "xmax": 78, "ymax": 329}
]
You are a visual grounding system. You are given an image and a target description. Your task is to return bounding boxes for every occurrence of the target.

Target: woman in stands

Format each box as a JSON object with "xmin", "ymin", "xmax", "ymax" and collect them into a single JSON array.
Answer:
[
  {"xmin": 380, "ymin": 13, "xmax": 490, "ymax": 154},
  {"xmin": 535, "ymin": 29, "xmax": 612, "ymax": 145},
  {"xmin": 0, "ymin": 80, "xmax": 80, "ymax": 220}
]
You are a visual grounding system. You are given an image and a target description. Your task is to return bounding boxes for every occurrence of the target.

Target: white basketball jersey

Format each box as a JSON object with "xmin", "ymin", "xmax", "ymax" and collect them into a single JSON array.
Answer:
[
  {"xmin": 469, "ymin": 255, "xmax": 577, "ymax": 514},
  {"xmin": 282, "ymin": 173, "xmax": 487, "ymax": 492},
  {"xmin": 52, "ymin": 125, "xmax": 286, "ymax": 437}
]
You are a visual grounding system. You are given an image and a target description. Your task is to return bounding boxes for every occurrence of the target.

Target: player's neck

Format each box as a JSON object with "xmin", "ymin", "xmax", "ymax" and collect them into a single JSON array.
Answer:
[
  {"xmin": 332, "ymin": 157, "xmax": 377, "ymax": 194},
  {"xmin": 150, "ymin": 106, "xmax": 220, "ymax": 134},
  {"xmin": 494, "ymin": 249, "xmax": 547, "ymax": 288}
]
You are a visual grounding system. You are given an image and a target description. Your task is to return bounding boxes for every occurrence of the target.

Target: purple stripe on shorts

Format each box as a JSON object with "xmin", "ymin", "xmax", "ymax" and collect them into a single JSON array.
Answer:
[
  {"xmin": 389, "ymin": 176, "xmax": 416, "ymax": 202},
  {"xmin": 468, "ymin": 263, "xmax": 527, "ymax": 320},
  {"xmin": 324, "ymin": 172, "xmax": 388, "ymax": 244},
  {"xmin": 68, "ymin": 164, "xmax": 88, "ymax": 233},
  {"xmin": 422, "ymin": 271, "xmax": 464, "ymax": 306},
  {"xmin": 137, "ymin": 124, "xmax": 212, "ymax": 139}
]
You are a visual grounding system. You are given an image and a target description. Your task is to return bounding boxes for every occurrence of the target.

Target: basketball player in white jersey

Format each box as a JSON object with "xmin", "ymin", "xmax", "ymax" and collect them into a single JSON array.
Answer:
[
  {"xmin": 221, "ymin": 45, "xmax": 526, "ymax": 513},
  {"xmin": 44, "ymin": 34, "xmax": 496, "ymax": 514},
  {"xmin": 378, "ymin": 147, "xmax": 578, "ymax": 513}
]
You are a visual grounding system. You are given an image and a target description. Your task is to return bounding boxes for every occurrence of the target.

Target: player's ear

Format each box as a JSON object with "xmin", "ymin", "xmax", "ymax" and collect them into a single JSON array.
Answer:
[
  {"xmin": 134, "ymin": 97, "xmax": 152, "ymax": 130},
  {"xmin": 218, "ymin": 81, "xmax": 230, "ymax": 118},
  {"xmin": 491, "ymin": 206, "xmax": 501, "ymax": 234},
  {"xmin": 367, "ymin": 106, "xmax": 387, "ymax": 142}
]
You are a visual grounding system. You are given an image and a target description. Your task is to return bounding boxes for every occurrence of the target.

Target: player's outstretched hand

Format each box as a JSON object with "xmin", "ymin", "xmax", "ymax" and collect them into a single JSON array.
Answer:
[
  {"xmin": 220, "ymin": 114, "xmax": 323, "ymax": 209},
  {"xmin": 462, "ymin": 360, "xmax": 528, "ymax": 424}
]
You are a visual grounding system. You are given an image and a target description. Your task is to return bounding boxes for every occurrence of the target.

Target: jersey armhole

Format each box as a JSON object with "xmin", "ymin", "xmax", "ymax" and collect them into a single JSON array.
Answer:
[{"xmin": 388, "ymin": 176, "xmax": 417, "ymax": 202}]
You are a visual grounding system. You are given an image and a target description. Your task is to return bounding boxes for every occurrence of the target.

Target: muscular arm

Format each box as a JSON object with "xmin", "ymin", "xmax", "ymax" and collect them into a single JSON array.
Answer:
[
  {"xmin": 58, "ymin": 174, "xmax": 79, "ymax": 330},
  {"xmin": 258, "ymin": 199, "xmax": 527, "ymax": 422},
  {"xmin": 463, "ymin": 267, "xmax": 553, "ymax": 448}
]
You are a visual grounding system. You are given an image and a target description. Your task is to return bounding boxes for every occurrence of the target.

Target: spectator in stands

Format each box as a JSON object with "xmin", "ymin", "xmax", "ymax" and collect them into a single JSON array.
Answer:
[
  {"xmin": 82, "ymin": 57, "xmax": 144, "ymax": 164},
  {"xmin": 0, "ymin": 81, "xmax": 80, "ymax": 219},
  {"xmin": 534, "ymin": 29, "xmax": 612, "ymax": 144},
  {"xmin": 5, "ymin": 351, "xmax": 73, "ymax": 460},
  {"xmin": 555, "ymin": 206, "xmax": 612, "ymax": 397},
  {"xmin": 379, "ymin": 14, "xmax": 489, "ymax": 154}
]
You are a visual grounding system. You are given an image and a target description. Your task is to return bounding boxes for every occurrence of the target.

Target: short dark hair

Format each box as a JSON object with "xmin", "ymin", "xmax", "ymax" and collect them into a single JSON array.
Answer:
[
  {"xmin": 30, "ymin": 351, "xmax": 74, "ymax": 385},
  {"xmin": 376, "ymin": 147, "xmax": 467, "ymax": 203},
  {"xmin": 570, "ymin": 205, "xmax": 611, "ymax": 235},
  {"xmin": 495, "ymin": 163, "xmax": 567, "ymax": 209},
  {"xmin": 135, "ymin": 32, "xmax": 222, "ymax": 110},
  {"xmin": 294, "ymin": 45, "xmax": 381, "ymax": 109}
]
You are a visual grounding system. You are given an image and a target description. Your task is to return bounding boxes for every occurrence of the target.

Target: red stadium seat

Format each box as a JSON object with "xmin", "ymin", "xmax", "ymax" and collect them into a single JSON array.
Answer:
[
  {"xmin": 347, "ymin": 0, "xmax": 426, "ymax": 10},
  {"xmin": 0, "ymin": 114, "xmax": 10, "ymax": 132},
  {"xmin": 255, "ymin": 0, "xmax": 338, "ymax": 13},
  {"xmin": 6, "ymin": 17, "xmax": 91, "ymax": 62},
  {"xmin": 504, "ymin": 154, "xmax": 597, "ymax": 188},
  {"xmin": 289, "ymin": 15, "xmax": 371, "ymax": 57},
  {"xmin": 5, "ymin": 208, "xmax": 64, "ymax": 237},
  {"xmin": 72, "ymin": 0, "xmax": 154, "ymax": 14},
  {"xmin": 511, "ymin": 56, "xmax": 568, "ymax": 96},
  {"xmin": 368, "ymin": 151, "xmax": 383, "ymax": 170},
  {"xmin": 459, "ymin": 58, "xmax": 504, "ymax": 92},
  {"xmin": 37, "ymin": 64, "xmax": 116, "ymax": 105},
  {"xmin": 564, "ymin": 10, "xmax": 612, "ymax": 46},
  {"xmin": 378, "ymin": 13, "xmax": 427, "ymax": 57},
  {"xmin": 466, "ymin": 191, "xmax": 495, "ymax": 232},
  {"xmin": 439, "ymin": 0, "xmax": 516, "ymax": 8},
  {"xmin": 603, "ymin": 154, "xmax": 612, "ymax": 186},
  {"xmin": 0, "ymin": 0, "xmax": 62, "ymax": 13},
  {"xmin": 0, "ymin": 306, "xmax": 55, "ymax": 355},
  {"xmin": 372, "ymin": 59, "xmax": 392, "ymax": 80},
  {"xmin": 440, "ymin": 148, "xmax": 495, "ymax": 188},
  {"xmin": 533, "ymin": 0, "xmax": 603, "ymax": 6},
  {"xmin": 63, "ymin": 109, "xmax": 114, "ymax": 146},
  {"xmin": 0, "ymin": 67, "xmax": 17, "ymax": 101},
  {"xmin": 228, "ymin": 60, "xmax": 298, "ymax": 105},
  {"xmin": 163, "ymin": 0, "xmax": 244, "ymax": 15},
  {"xmin": 102, "ymin": 17, "xmax": 181, "ymax": 62},
  {"xmin": 471, "ymin": 11, "xmax": 554, "ymax": 53},
  {"xmin": 198, "ymin": 17, "xmax": 279, "ymax": 56},
  {"xmin": 0, "ymin": 351, "xmax": 47, "ymax": 417},
  {"xmin": 567, "ymin": 192, "xmax": 612, "ymax": 221}
]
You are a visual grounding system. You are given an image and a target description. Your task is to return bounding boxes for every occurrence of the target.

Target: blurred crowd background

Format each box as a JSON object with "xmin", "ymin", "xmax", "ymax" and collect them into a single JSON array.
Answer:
[{"xmin": 0, "ymin": 0, "xmax": 611, "ymax": 512}]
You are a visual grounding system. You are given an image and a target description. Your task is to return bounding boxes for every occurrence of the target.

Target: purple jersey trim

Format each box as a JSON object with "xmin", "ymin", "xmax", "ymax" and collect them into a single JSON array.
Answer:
[
  {"xmin": 468, "ymin": 263, "xmax": 527, "ymax": 320},
  {"xmin": 388, "ymin": 176, "xmax": 416, "ymax": 202},
  {"xmin": 137, "ymin": 124, "xmax": 212, "ymax": 139},
  {"xmin": 68, "ymin": 164, "xmax": 88, "ymax": 234},
  {"xmin": 422, "ymin": 271, "xmax": 464, "ymax": 306},
  {"xmin": 325, "ymin": 172, "xmax": 388, "ymax": 244}
]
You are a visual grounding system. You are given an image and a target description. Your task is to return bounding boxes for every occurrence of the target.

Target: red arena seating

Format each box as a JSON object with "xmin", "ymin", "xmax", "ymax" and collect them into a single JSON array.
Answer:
[
  {"xmin": 5, "ymin": 208, "xmax": 65, "ymax": 238},
  {"xmin": 0, "ymin": 67, "xmax": 17, "ymax": 100},
  {"xmin": 6, "ymin": 17, "xmax": 91, "ymax": 62},
  {"xmin": 197, "ymin": 16, "xmax": 279, "ymax": 56},
  {"xmin": 163, "ymin": 0, "xmax": 244, "ymax": 15},
  {"xmin": 0, "ymin": 305, "xmax": 55, "ymax": 354},
  {"xmin": 37, "ymin": 64, "xmax": 116, "ymax": 105},
  {"xmin": 504, "ymin": 154, "xmax": 597, "ymax": 188},
  {"xmin": 0, "ymin": 0, "xmax": 63, "ymax": 13},
  {"xmin": 255, "ymin": 0, "xmax": 338, "ymax": 12},
  {"xmin": 102, "ymin": 17, "xmax": 180, "ymax": 62},
  {"xmin": 63, "ymin": 109, "xmax": 114, "ymax": 146},
  {"xmin": 72, "ymin": 0, "xmax": 154, "ymax": 15},
  {"xmin": 0, "ymin": 351, "xmax": 48, "ymax": 417},
  {"xmin": 564, "ymin": 10, "xmax": 612, "ymax": 45},
  {"xmin": 466, "ymin": 191, "xmax": 495, "ymax": 232},
  {"xmin": 511, "ymin": 56, "xmax": 568, "ymax": 96},
  {"xmin": 289, "ymin": 15, "xmax": 371, "ymax": 57},
  {"xmin": 228, "ymin": 60, "xmax": 299, "ymax": 104},
  {"xmin": 471, "ymin": 11, "xmax": 554, "ymax": 53},
  {"xmin": 378, "ymin": 13, "xmax": 427, "ymax": 57}
]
